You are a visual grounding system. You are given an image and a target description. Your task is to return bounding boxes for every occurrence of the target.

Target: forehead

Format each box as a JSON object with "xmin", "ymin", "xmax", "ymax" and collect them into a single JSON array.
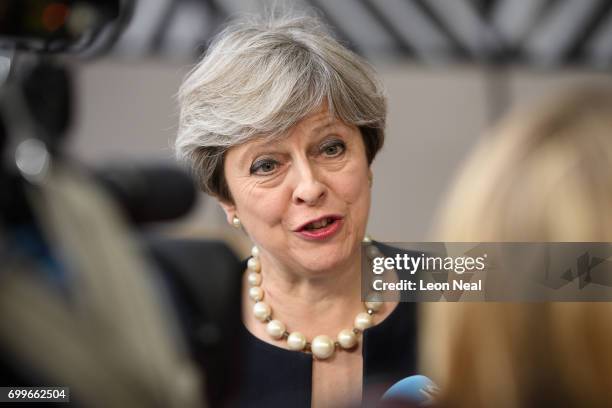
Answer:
[
  {"xmin": 257, "ymin": 109, "xmax": 355, "ymax": 147},
  {"xmin": 293, "ymin": 106, "xmax": 337, "ymax": 131}
]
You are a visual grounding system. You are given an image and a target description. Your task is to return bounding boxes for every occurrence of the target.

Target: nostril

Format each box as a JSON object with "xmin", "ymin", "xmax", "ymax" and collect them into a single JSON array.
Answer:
[{"xmin": 292, "ymin": 180, "xmax": 326, "ymax": 205}]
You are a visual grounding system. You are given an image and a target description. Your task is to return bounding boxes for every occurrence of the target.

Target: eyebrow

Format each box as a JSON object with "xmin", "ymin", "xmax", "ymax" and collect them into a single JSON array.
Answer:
[
  {"xmin": 311, "ymin": 121, "xmax": 336, "ymax": 135},
  {"xmin": 236, "ymin": 139, "xmax": 280, "ymax": 171},
  {"xmin": 314, "ymin": 113, "xmax": 354, "ymax": 132},
  {"xmin": 236, "ymin": 119, "xmax": 345, "ymax": 166}
]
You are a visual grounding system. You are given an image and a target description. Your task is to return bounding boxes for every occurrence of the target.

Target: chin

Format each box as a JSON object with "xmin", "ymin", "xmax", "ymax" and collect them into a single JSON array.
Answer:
[{"xmin": 293, "ymin": 245, "xmax": 355, "ymax": 275}]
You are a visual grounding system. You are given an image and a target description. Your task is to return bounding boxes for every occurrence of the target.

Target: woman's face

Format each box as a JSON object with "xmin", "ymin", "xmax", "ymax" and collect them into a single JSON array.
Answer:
[{"xmin": 220, "ymin": 106, "xmax": 372, "ymax": 275}]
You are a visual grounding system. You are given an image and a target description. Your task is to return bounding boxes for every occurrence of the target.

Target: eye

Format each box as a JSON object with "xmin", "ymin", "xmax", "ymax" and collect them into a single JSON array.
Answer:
[
  {"xmin": 321, "ymin": 140, "xmax": 345, "ymax": 157},
  {"xmin": 250, "ymin": 159, "xmax": 279, "ymax": 175}
]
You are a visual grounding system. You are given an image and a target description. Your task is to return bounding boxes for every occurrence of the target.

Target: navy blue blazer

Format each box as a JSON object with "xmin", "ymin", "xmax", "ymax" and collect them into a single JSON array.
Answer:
[{"xmin": 236, "ymin": 301, "xmax": 417, "ymax": 407}]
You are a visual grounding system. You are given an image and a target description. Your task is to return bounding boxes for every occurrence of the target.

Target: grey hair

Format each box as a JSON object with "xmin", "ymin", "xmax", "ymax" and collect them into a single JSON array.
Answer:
[{"xmin": 176, "ymin": 12, "xmax": 387, "ymax": 202}]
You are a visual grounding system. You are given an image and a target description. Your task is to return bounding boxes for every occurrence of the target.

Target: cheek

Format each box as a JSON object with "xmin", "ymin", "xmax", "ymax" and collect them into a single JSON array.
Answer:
[
  {"xmin": 223, "ymin": 148, "xmax": 292, "ymax": 237},
  {"xmin": 341, "ymin": 177, "xmax": 369, "ymax": 205},
  {"xmin": 331, "ymin": 165, "xmax": 371, "ymax": 216},
  {"xmin": 237, "ymin": 185, "xmax": 290, "ymax": 233}
]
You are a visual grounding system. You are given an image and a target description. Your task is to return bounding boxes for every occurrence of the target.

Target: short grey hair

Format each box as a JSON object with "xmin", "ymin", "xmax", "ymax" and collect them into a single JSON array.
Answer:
[{"xmin": 176, "ymin": 12, "xmax": 387, "ymax": 202}]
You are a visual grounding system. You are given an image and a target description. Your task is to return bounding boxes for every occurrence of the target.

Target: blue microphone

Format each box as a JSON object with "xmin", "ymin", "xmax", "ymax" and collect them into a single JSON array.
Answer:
[{"xmin": 381, "ymin": 375, "xmax": 439, "ymax": 406}]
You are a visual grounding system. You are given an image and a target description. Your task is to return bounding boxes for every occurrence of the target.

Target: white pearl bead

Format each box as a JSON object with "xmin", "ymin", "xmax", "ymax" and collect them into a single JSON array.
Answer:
[
  {"xmin": 251, "ymin": 246, "xmax": 260, "ymax": 258},
  {"xmin": 362, "ymin": 235, "xmax": 372, "ymax": 243},
  {"xmin": 247, "ymin": 272, "xmax": 262, "ymax": 286},
  {"xmin": 266, "ymin": 320, "xmax": 286, "ymax": 340},
  {"xmin": 249, "ymin": 286, "xmax": 264, "ymax": 301},
  {"xmin": 232, "ymin": 216, "xmax": 241, "ymax": 228},
  {"xmin": 365, "ymin": 301, "xmax": 383, "ymax": 312},
  {"xmin": 311, "ymin": 335, "xmax": 335, "ymax": 359},
  {"xmin": 253, "ymin": 302, "xmax": 271, "ymax": 321},
  {"xmin": 355, "ymin": 312, "xmax": 373, "ymax": 330},
  {"xmin": 247, "ymin": 257, "xmax": 261, "ymax": 272},
  {"xmin": 337, "ymin": 329, "xmax": 357, "ymax": 349},
  {"xmin": 287, "ymin": 332, "xmax": 307, "ymax": 351}
]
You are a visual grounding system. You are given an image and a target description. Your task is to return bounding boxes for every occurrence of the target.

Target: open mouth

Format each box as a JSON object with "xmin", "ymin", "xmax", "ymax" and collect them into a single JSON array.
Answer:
[
  {"xmin": 295, "ymin": 215, "xmax": 343, "ymax": 240},
  {"xmin": 303, "ymin": 217, "xmax": 337, "ymax": 231}
]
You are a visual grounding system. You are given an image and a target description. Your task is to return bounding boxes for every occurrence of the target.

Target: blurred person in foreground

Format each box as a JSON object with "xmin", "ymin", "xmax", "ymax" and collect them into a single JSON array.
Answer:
[
  {"xmin": 0, "ymin": 163, "xmax": 205, "ymax": 407},
  {"xmin": 418, "ymin": 86, "xmax": 612, "ymax": 408},
  {"xmin": 175, "ymin": 11, "xmax": 417, "ymax": 408}
]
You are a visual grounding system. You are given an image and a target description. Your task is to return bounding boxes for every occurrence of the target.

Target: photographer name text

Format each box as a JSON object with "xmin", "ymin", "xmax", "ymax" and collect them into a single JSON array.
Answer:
[{"xmin": 372, "ymin": 279, "xmax": 482, "ymax": 292}]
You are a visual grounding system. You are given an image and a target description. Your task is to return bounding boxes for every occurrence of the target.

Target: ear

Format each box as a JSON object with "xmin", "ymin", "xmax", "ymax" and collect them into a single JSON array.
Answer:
[{"xmin": 219, "ymin": 200, "xmax": 237, "ymax": 225}]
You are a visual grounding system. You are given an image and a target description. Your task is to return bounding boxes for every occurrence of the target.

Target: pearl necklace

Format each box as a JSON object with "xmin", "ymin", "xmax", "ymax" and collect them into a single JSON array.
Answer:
[{"xmin": 246, "ymin": 237, "xmax": 383, "ymax": 360}]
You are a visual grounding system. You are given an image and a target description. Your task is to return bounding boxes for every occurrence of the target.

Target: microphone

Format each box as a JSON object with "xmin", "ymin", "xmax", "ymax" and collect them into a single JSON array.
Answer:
[
  {"xmin": 380, "ymin": 375, "xmax": 439, "ymax": 406},
  {"xmin": 92, "ymin": 162, "xmax": 198, "ymax": 225}
]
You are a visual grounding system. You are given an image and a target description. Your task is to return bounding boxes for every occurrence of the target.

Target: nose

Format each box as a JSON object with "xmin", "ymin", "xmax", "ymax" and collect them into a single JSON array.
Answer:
[{"xmin": 291, "ymin": 161, "xmax": 326, "ymax": 206}]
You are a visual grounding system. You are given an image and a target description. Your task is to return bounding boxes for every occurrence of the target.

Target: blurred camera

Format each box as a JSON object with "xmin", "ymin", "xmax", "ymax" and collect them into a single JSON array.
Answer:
[{"xmin": 0, "ymin": 0, "xmax": 122, "ymax": 53}]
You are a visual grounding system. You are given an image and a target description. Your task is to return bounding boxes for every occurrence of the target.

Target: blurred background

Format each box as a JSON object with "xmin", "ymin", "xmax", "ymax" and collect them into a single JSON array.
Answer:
[{"xmin": 61, "ymin": 0, "xmax": 612, "ymax": 248}]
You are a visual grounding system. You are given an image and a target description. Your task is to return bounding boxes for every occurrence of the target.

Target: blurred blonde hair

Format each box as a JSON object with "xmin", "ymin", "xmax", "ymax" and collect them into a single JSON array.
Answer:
[
  {"xmin": 437, "ymin": 85, "xmax": 612, "ymax": 242},
  {"xmin": 423, "ymin": 85, "xmax": 612, "ymax": 408}
]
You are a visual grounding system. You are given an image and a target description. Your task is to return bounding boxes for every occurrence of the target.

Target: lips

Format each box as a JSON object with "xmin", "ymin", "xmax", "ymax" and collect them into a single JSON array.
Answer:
[
  {"xmin": 295, "ymin": 215, "xmax": 343, "ymax": 232},
  {"xmin": 294, "ymin": 215, "xmax": 344, "ymax": 241}
]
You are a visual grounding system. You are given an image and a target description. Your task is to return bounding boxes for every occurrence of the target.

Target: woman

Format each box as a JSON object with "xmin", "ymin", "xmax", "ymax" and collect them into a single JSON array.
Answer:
[
  {"xmin": 421, "ymin": 86, "xmax": 612, "ymax": 408},
  {"xmin": 176, "ymin": 13, "xmax": 417, "ymax": 408}
]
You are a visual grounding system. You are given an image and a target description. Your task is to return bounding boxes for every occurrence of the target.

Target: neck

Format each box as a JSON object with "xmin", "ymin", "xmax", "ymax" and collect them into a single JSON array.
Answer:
[{"xmin": 254, "ymin": 251, "xmax": 363, "ymax": 337}]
